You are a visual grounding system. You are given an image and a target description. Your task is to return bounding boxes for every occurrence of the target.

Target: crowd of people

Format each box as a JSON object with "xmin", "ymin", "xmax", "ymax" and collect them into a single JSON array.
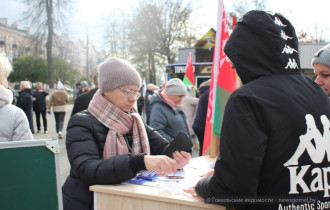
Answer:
[{"xmin": 0, "ymin": 10, "xmax": 329, "ymax": 210}]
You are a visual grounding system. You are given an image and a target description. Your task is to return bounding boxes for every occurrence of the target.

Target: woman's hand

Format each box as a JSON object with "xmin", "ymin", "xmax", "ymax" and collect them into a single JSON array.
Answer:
[
  {"xmin": 201, "ymin": 169, "xmax": 214, "ymax": 177},
  {"xmin": 173, "ymin": 151, "xmax": 191, "ymax": 169},
  {"xmin": 144, "ymin": 155, "xmax": 177, "ymax": 176},
  {"xmin": 183, "ymin": 186, "xmax": 201, "ymax": 198}
]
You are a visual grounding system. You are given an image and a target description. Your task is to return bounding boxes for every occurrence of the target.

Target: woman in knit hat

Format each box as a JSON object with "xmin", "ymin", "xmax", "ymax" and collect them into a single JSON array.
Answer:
[
  {"xmin": 312, "ymin": 44, "xmax": 330, "ymax": 98},
  {"xmin": 47, "ymin": 81, "xmax": 68, "ymax": 139},
  {"xmin": 62, "ymin": 58, "xmax": 191, "ymax": 210},
  {"xmin": 149, "ymin": 78, "xmax": 191, "ymax": 142}
]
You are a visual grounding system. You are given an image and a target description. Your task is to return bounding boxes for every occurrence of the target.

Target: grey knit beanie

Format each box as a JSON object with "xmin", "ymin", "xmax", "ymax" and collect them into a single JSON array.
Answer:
[
  {"xmin": 312, "ymin": 44, "xmax": 330, "ymax": 67},
  {"xmin": 98, "ymin": 57, "xmax": 141, "ymax": 94},
  {"xmin": 165, "ymin": 78, "xmax": 187, "ymax": 95},
  {"xmin": 81, "ymin": 81, "xmax": 88, "ymax": 87}
]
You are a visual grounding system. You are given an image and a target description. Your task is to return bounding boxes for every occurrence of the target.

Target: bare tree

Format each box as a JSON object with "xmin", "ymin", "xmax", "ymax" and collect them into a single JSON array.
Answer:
[
  {"xmin": 127, "ymin": 3, "xmax": 160, "ymax": 84},
  {"xmin": 157, "ymin": 0, "xmax": 197, "ymax": 64},
  {"xmin": 104, "ymin": 10, "xmax": 129, "ymax": 59},
  {"xmin": 252, "ymin": 0, "xmax": 267, "ymax": 11},
  {"xmin": 125, "ymin": 0, "xmax": 197, "ymax": 84},
  {"xmin": 228, "ymin": 0, "xmax": 267, "ymax": 27},
  {"xmin": 20, "ymin": 0, "xmax": 71, "ymax": 88}
]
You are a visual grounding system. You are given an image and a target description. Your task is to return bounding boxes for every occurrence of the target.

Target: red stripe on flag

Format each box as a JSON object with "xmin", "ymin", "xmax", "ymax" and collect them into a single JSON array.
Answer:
[
  {"xmin": 203, "ymin": 0, "xmax": 237, "ymax": 155},
  {"xmin": 232, "ymin": 16, "xmax": 237, "ymax": 29},
  {"xmin": 183, "ymin": 53, "xmax": 195, "ymax": 86}
]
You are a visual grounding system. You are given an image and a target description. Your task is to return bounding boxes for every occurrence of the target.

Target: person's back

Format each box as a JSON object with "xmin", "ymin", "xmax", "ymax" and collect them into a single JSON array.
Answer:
[
  {"xmin": 17, "ymin": 85, "xmax": 33, "ymax": 114},
  {"xmin": 49, "ymin": 91, "xmax": 68, "ymax": 107},
  {"xmin": 192, "ymin": 81, "xmax": 210, "ymax": 156},
  {"xmin": 71, "ymin": 88, "xmax": 98, "ymax": 116},
  {"xmin": 182, "ymin": 87, "xmax": 199, "ymax": 136},
  {"xmin": 73, "ymin": 82, "xmax": 81, "ymax": 101},
  {"xmin": 145, "ymin": 84, "xmax": 155, "ymax": 124},
  {"xmin": 227, "ymin": 70, "xmax": 330, "ymax": 198},
  {"xmin": 193, "ymin": 10, "xmax": 330, "ymax": 209},
  {"xmin": 71, "ymin": 73, "xmax": 99, "ymax": 116},
  {"xmin": 0, "ymin": 54, "xmax": 33, "ymax": 141},
  {"xmin": 0, "ymin": 85, "xmax": 34, "ymax": 141},
  {"xmin": 17, "ymin": 81, "xmax": 34, "ymax": 133}
]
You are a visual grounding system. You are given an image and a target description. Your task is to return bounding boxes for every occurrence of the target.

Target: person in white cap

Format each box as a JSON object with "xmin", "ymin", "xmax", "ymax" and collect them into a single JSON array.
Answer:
[
  {"xmin": 312, "ymin": 43, "xmax": 330, "ymax": 98},
  {"xmin": 47, "ymin": 81, "xmax": 68, "ymax": 139}
]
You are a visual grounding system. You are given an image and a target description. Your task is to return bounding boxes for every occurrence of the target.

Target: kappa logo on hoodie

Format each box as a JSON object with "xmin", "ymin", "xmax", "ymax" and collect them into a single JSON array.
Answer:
[
  {"xmin": 274, "ymin": 14, "xmax": 299, "ymax": 70},
  {"xmin": 283, "ymin": 114, "xmax": 330, "ymax": 197}
]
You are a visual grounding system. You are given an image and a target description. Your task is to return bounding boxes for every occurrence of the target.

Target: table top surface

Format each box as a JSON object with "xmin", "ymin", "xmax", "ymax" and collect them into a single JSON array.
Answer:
[{"xmin": 90, "ymin": 155, "xmax": 223, "ymax": 209}]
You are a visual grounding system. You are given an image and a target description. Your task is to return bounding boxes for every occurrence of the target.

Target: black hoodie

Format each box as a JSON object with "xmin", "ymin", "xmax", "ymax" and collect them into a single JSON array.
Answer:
[{"xmin": 195, "ymin": 11, "xmax": 330, "ymax": 210}]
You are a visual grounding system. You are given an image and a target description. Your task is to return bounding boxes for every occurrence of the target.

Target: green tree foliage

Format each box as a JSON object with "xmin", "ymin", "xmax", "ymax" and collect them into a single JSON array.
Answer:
[
  {"xmin": 52, "ymin": 57, "xmax": 80, "ymax": 87},
  {"xmin": 8, "ymin": 56, "xmax": 48, "ymax": 83}
]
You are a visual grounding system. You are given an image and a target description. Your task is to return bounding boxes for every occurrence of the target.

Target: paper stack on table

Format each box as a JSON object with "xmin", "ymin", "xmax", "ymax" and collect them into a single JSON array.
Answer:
[{"xmin": 124, "ymin": 156, "xmax": 215, "ymax": 194}]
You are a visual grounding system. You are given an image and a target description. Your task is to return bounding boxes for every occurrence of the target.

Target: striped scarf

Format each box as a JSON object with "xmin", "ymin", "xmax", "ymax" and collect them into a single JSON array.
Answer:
[{"xmin": 88, "ymin": 90, "xmax": 150, "ymax": 159}]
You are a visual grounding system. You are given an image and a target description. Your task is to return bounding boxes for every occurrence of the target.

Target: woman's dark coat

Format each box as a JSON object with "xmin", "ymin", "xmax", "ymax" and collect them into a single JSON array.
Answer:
[{"xmin": 62, "ymin": 110, "xmax": 170, "ymax": 210}]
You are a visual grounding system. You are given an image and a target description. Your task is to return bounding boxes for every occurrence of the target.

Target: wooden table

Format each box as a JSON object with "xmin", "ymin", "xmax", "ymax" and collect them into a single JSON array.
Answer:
[{"xmin": 90, "ymin": 156, "xmax": 224, "ymax": 210}]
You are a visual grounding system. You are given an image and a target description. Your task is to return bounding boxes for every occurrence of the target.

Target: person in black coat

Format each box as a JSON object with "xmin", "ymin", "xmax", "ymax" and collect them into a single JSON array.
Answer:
[
  {"xmin": 184, "ymin": 11, "xmax": 330, "ymax": 209},
  {"xmin": 145, "ymin": 84, "xmax": 155, "ymax": 124},
  {"xmin": 33, "ymin": 82, "xmax": 49, "ymax": 133},
  {"xmin": 17, "ymin": 81, "xmax": 34, "ymax": 133},
  {"xmin": 62, "ymin": 57, "xmax": 192, "ymax": 210},
  {"xmin": 192, "ymin": 79, "xmax": 210, "ymax": 156},
  {"xmin": 71, "ymin": 88, "xmax": 98, "ymax": 116},
  {"xmin": 71, "ymin": 73, "xmax": 99, "ymax": 116},
  {"xmin": 136, "ymin": 85, "xmax": 145, "ymax": 115}
]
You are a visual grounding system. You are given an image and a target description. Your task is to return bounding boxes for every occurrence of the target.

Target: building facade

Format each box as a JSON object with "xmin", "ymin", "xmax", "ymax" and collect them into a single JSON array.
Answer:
[
  {"xmin": 169, "ymin": 28, "xmax": 328, "ymax": 87},
  {"xmin": 0, "ymin": 18, "xmax": 43, "ymax": 62},
  {"xmin": 0, "ymin": 18, "xmax": 105, "ymax": 83}
]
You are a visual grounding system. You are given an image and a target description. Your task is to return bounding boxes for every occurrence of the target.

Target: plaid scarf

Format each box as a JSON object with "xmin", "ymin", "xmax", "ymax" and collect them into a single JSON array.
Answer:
[{"xmin": 88, "ymin": 90, "xmax": 150, "ymax": 159}]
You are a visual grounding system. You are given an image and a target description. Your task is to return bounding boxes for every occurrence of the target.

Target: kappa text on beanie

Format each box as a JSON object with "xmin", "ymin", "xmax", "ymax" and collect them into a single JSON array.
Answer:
[{"xmin": 312, "ymin": 44, "xmax": 330, "ymax": 67}]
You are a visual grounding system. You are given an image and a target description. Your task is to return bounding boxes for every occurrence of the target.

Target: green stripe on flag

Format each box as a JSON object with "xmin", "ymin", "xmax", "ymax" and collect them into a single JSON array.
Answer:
[
  {"xmin": 213, "ymin": 85, "xmax": 231, "ymax": 137},
  {"xmin": 183, "ymin": 76, "xmax": 193, "ymax": 86}
]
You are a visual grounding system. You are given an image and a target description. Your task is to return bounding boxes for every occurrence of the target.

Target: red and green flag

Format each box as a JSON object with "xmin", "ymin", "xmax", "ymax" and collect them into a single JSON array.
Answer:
[
  {"xmin": 183, "ymin": 53, "xmax": 195, "ymax": 87},
  {"xmin": 202, "ymin": 0, "xmax": 237, "ymax": 155}
]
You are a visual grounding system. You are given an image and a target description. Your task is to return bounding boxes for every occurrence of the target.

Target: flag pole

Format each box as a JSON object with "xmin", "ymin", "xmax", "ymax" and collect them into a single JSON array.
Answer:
[{"xmin": 209, "ymin": 0, "xmax": 223, "ymax": 157}]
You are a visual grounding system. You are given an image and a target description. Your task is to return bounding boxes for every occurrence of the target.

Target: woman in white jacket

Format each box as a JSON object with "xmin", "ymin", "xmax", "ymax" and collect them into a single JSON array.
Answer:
[{"xmin": 0, "ymin": 53, "xmax": 33, "ymax": 141}]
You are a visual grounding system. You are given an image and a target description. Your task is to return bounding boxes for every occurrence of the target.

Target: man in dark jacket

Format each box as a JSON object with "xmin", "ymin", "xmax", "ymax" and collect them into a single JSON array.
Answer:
[
  {"xmin": 71, "ymin": 88, "xmax": 98, "ymax": 116},
  {"xmin": 137, "ymin": 85, "xmax": 145, "ymax": 115},
  {"xmin": 192, "ymin": 79, "xmax": 210, "ymax": 156},
  {"xmin": 73, "ymin": 82, "xmax": 82, "ymax": 102},
  {"xmin": 71, "ymin": 73, "xmax": 98, "ymax": 116},
  {"xmin": 33, "ymin": 82, "xmax": 49, "ymax": 133},
  {"xmin": 188, "ymin": 11, "xmax": 330, "ymax": 209},
  {"xmin": 145, "ymin": 83, "xmax": 155, "ymax": 124}
]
